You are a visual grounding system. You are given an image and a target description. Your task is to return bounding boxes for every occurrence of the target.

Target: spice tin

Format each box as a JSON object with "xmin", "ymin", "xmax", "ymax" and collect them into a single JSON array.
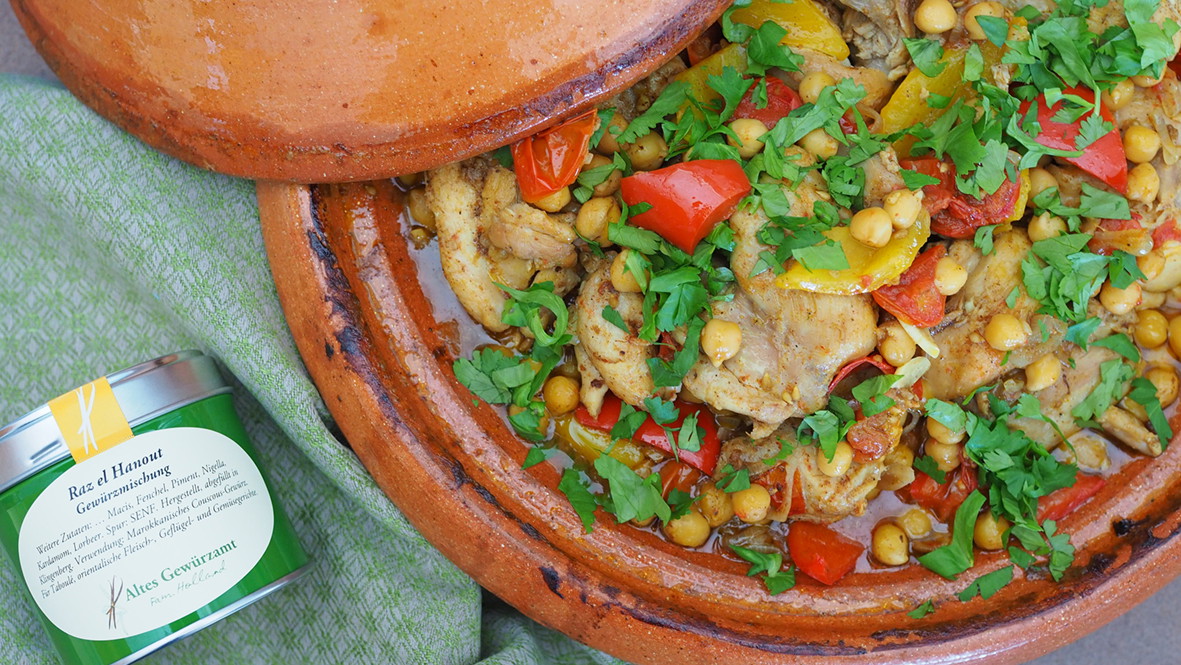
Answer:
[{"xmin": 0, "ymin": 351, "xmax": 308, "ymax": 665}]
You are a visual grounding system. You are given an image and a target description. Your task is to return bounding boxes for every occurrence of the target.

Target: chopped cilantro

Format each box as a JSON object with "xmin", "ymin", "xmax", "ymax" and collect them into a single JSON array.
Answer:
[
  {"xmin": 904, "ymin": 38, "xmax": 947, "ymax": 77},
  {"xmin": 918, "ymin": 491, "xmax": 986, "ymax": 579},
  {"xmin": 908, "ymin": 600, "xmax": 936, "ymax": 619},
  {"xmin": 957, "ymin": 565, "xmax": 1015, "ymax": 601},
  {"xmin": 1129, "ymin": 377, "xmax": 1174, "ymax": 450},
  {"xmin": 558, "ymin": 469, "xmax": 598, "ymax": 533},
  {"xmin": 731, "ymin": 545, "xmax": 797, "ymax": 595}
]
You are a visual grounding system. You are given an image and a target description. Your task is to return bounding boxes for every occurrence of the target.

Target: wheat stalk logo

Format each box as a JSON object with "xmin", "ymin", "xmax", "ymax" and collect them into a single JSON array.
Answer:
[
  {"xmin": 106, "ymin": 576, "xmax": 123, "ymax": 630},
  {"xmin": 75, "ymin": 384, "xmax": 98, "ymax": 455}
]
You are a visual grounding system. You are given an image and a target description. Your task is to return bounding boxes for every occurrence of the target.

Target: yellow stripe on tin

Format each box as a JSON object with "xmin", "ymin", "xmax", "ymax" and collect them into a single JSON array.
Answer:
[{"xmin": 48, "ymin": 378, "xmax": 134, "ymax": 463}]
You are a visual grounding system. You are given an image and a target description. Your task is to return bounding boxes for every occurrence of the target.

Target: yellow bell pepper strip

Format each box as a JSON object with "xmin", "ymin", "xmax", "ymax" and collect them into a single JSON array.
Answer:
[
  {"xmin": 553, "ymin": 414, "xmax": 653, "ymax": 471},
  {"xmin": 672, "ymin": 43, "xmax": 748, "ymax": 113},
  {"xmin": 729, "ymin": 0, "xmax": 849, "ymax": 61},
  {"xmin": 1007, "ymin": 170, "xmax": 1031, "ymax": 223},
  {"xmin": 775, "ymin": 211, "xmax": 931, "ymax": 294}
]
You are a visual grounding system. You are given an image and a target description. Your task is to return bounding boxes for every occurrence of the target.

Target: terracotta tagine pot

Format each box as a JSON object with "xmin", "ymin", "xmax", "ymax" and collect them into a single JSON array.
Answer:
[
  {"xmin": 10, "ymin": 0, "xmax": 725, "ymax": 181},
  {"xmin": 256, "ymin": 179, "xmax": 1181, "ymax": 665}
]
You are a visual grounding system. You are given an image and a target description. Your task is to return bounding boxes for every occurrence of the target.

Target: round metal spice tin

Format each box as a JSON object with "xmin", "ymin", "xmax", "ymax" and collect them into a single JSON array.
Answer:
[{"xmin": 0, "ymin": 351, "xmax": 309, "ymax": 665}]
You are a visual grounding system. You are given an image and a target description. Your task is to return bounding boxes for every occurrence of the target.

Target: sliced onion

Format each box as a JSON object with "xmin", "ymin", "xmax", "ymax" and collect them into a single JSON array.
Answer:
[
  {"xmin": 892, "ymin": 356, "xmax": 931, "ymax": 390},
  {"xmin": 900, "ymin": 320, "xmax": 941, "ymax": 359}
]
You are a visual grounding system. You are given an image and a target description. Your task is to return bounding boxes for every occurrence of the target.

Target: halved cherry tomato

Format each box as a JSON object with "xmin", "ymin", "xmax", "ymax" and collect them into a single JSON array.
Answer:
[
  {"xmin": 901, "ymin": 157, "xmax": 1021, "ymax": 238},
  {"xmin": 753, "ymin": 466, "xmax": 807, "ymax": 518},
  {"xmin": 734, "ymin": 77, "xmax": 803, "ymax": 127},
  {"xmin": 575, "ymin": 394, "xmax": 722, "ymax": 475},
  {"xmin": 1037, "ymin": 473, "xmax": 1105, "ymax": 523},
  {"xmin": 898, "ymin": 464, "xmax": 979, "ymax": 524},
  {"xmin": 828, "ymin": 354, "xmax": 895, "ymax": 393},
  {"xmin": 1018, "ymin": 87, "xmax": 1127, "ymax": 193},
  {"xmin": 1153, "ymin": 219, "xmax": 1181, "ymax": 247},
  {"xmin": 511, "ymin": 110, "xmax": 597, "ymax": 202},
  {"xmin": 658, "ymin": 460, "xmax": 702, "ymax": 499},
  {"xmin": 872, "ymin": 245, "xmax": 947, "ymax": 327},
  {"xmin": 621, "ymin": 160, "xmax": 751, "ymax": 253},
  {"xmin": 787, "ymin": 521, "xmax": 864, "ymax": 585},
  {"xmin": 1088, "ymin": 216, "xmax": 1148, "ymax": 256}
]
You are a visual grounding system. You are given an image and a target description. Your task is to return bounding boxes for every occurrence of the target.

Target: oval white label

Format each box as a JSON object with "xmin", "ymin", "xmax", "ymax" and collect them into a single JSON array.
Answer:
[{"xmin": 18, "ymin": 427, "xmax": 275, "ymax": 640}]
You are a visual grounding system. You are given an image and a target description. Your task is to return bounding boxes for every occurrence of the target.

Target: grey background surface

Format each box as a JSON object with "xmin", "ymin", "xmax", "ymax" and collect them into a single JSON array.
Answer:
[{"xmin": 2, "ymin": 5, "xmax": 1178, "ymax": 664}]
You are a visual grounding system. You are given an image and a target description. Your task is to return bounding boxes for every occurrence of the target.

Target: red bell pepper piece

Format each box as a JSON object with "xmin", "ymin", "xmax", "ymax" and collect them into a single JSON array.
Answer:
[
  {"xmin": 1087, "ymin": 216, "xmax": 1147, "ymax": 256},
  {"xmin": 901, "ymin": 157, "xmax": 1021, "ymax": 238},
  {"xmin": 658, "ymin": 460, "xmax": 702, "ymax": 499},
  {"xmin": 734, "ymin": 77, "xmax": 803, "ymax": 127},
  {"xmin": 898, "ymin": 464, "xmax": 979, "ymax": 524},
  {"xmin": 621, "ymin": 160, "xmax": 751, "ymax": 253},
  {"xmin": 1019, "ymin": 87, "xmax": 1127, "ymax": 192},
  {"xmin": 872, "ymin": 245, "xmax": 948, "ymax": 327},
  {"xmin": 828, "ymin": 354, "xmax": 895, "ymax": 393},
  {"xmin": 574, "ymin": 394, "xmax": 721, "ymax": 475},
  {"xmin": 787, "ymin": 521, "xmax": 864, "ymax": 585},
  {"xmin": 1153, "ymin": 219, "xmax": 1181, "ymax": 247},
  {"xmin": 1038, "ymin": 473, "xmax": 1105, "ymax": 523},
  {"xmin": 511, "ymin": 110, "xmax": 597, "ymax": 203}
]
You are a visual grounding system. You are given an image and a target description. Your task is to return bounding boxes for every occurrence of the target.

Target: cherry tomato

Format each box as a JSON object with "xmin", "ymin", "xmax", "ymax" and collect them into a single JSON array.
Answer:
[
  {"xmin": 1152, "ymin": 219, "xmax": 1181, "ymax": 247},
  {"xmin": 898, "ymin": 464, "xmax": 979, "ymax": 524},
  {"xmin": 1038, "ymin": 473, "xmax": 1105, "ymax": 523},
  {"xmin": 658, "ymin": 460, "xmax": 702, "ymax": 499},
  {"xmin": 901, "ymin": 157, "xmax": 1021, "ymax": 238},
  {"xmin": 872, "ymin": 245, "xmax": 947, "ymax": 327},
  {"xmin": 511, "ymin": 110, "xmax": 597, "ymax": 202},
  {"xmin": 733, "ymin": 77, "xmax": 803, "ymax": 127},
  {"xmin": 753, "ymin": 466, "xmax": 807, "ymax": 518},
  {"xmin": 828, "ymin": 355, "xmax": 895, "ymax": 393},
  {"xmin": 575, "ymin": 394, "xmax": 722, "ymax": 475},
  {"xmin": 787, "ymin": 521, "xmax": 864, "ymax": 585},
  {"xmin": 1019, "ymin": 87, "xmax": 1127, "ymax": 192},
  {"xmin": 621, "ymin": 160, "xmax": 751, "ymax": 253}
]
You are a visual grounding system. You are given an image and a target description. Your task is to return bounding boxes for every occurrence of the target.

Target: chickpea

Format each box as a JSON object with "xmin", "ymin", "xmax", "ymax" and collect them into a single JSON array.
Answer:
[
  {"xmin": 408, "ymin": 226, "xmax": 433, "ymax": 249},
  {"xmin": 397, "ymin": 172, "xmax": 423, "ymax": 188},
  {"xmin": 817, "ymin": 441, "xmax": 854, "ymax": 477},
  {"xmin": 915, "ymin": 0, "xmax": 958, "ymax": 34},
  {"xmin": 1102, "ymin": 79, "xmax": 1136, "ymax": 111},
  {"xmin": 899, "ymin": 509, "xmax": 933, "ymax": 538},
  {"xmin": 732, "ymin": 484, "xmax": 772, "ymax": 523},
  {"xmin": 610, "ymin": 250, "xmax": 643, "ymax": 293},
  {"xmin": 984, "ymin": 313, "xmax": 1028, "ymax": 351},
  {"xmin": 879, "ymin": 445, "xmax": 916, "ymax": 491},
  {"xmin": 1099, "ymin": 280, "xmax": 1142, "ymax": 316},
  {"xmin": 663, "ymin": 510, "xmax": 711, "ymax": 548},
  {"xmin": 1123, "ymin": 125, "xmax": 1162, "ymax": 164},
  {"xmin": 1138, "ymin": 251, "xmax": 1166, "ymax": 282},
  {"xmin": 1068, "ymin": 433, "xmax": 1111, "ymax": 471},
  {"xmin": 934, "ymin": 256, "xmax": 968, "ymax": 296},
  {"xmin": 879, "ymin": 321, "xmax": 917, "ymax": 367},
  {"xmin": 1135, "ymin": 310, "xmax": 1169, "ymax": 349},
  {"xmin": 872, "ymin": 523, "xmax": 911, "ymax": 566},
  {"xmin": 533, "ymin": 186, "xmax": 571, "ymax": 213},
  {"xmin": 798, "ymin": 71, "xmax": 837, "ymax": 104},
  {"xmin": 728, "ymin": 118, "xmax": 769, "ymax": 159},
  {"xmin": 702, "ymin": 318, "xmax": 742, "ymax": 367},
  {"xmin": 1028, "ymin": 213, "xmax": 1066, "ymax": 242},
  {"xmin": 542, "ymin": 375, "xmax": 580, "ymax": 416},
  {"xmin": 1028, "ymin": 168, "xmax": 1058, "ymax": 199},
  {"xmin": 583, "ymin": 154, "xmax": 622, "ymax": 197},
  {"xmin": 406, "ymin": 187, "xmax": 437, "ymax": 231},
  {"xmin": 925, "ymin": 440, "xmax": 962, "ymax": 473},
  {"xmin": 1147, "ymin": 364, "xmax": 1180, "ymax": 406},
  {"xmin": 1132, "ymin": 69, "xmax": 1165, "ymax": 88},
  {"xmin": 575, "ymin": 196, "xmax": 621, "ymax": 244},
  {"xmin": 1170, "ymin": 316, "xmax": 1181, "ymax": 359},
  {"xmin": 799, "ymin": 127, "xmax": 840, "ymax": 159},
  {"xmin": 625, "ymin": 131, "xmax": 668, "ymax": 171},
  {"xmin": 965, "ymin": 2, "xmax": 1005, "ymax": 40},
  {"xmin": 1024, "ymin": 353, "xmax": 1062, "ymax": 392},
  {"xmin": 973, "ymin": 510, "xmax": 1011, "ymax": 551},
  {"xmin": 883, "ymin": 189, "xmax": 922, "ymax": 230},
  {"xmin": 696, "ymin": 483, "xmax": 735, "ymax": 527},
  {"xmin": 850, "ymin": 207, "xmax": 894, "ymax": 248},
  {"xmin": 927, "ymin": 417, "xmax": 966, "ymax": 445},
  {"xmin": 596, "ymin": 113, "xmax": 629, "ymax": 154},
  {"xmin": 1127, "ymin": 163, "xmax": 1161, "ymax": 204}
]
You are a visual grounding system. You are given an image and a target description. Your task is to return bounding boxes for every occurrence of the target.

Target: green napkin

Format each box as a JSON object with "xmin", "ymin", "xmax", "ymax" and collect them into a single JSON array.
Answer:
[{"xmin": 0, "ymin": 74, "xmax": 620, "ymax": 665}]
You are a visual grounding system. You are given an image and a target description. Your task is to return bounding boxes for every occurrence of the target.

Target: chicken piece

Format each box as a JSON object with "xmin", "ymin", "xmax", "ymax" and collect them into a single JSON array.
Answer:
[
  {"xmin": 683, "ymin": 188, "xmax": 878, "ymax": 437},
  {"xmin": 427, "ymin": 157, "xmax": 580, "ymax": 334},
  {"xmin": 832, "ymin": 0, "xmax": 915, "ymax": 80},
  {"xmin": 574, "ymin": 343, "xmax": 609, "ymax": 417},
  {"xmin": 574, "ymin": 260, "xmax": 665, "ymax": 409},
  {"xmin": 719, "ymin": 426, "xmax": 894, "ymax": 523},
  {"xmin": 781, "ymin": 53, "xmax": 894, "ymax": 110},
  {"xmin": 1114, "ymin": 75, "xmax": 1181, "ymax": 219},
  {"xmin": 862, "ymin": 148, "xmax": 906, "ymax": 205},
  {"xmin": 1001, "ymin": 345, "xmax": 1123, "ymax": 448},
  {"xmin": 925, "ymin": 230, "xmax": 1066, "ymax": 400}
]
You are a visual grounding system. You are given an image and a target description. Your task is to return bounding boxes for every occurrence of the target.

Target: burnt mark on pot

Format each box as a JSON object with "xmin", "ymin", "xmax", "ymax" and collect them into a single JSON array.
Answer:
[
  {"xmin": 1113, "ymin": 518, "xmax": 1142, "ymax": 537},
  {"xmin": 540, "ymin": 566, "xmax": 563, "ymax": 598},
  {"xmin": 518, "ymin": 522, "xmax": 543, "ymax": 542},
  {"xmin": 324, "ymin": 341, "xmax": 335, "ymax": 359}
]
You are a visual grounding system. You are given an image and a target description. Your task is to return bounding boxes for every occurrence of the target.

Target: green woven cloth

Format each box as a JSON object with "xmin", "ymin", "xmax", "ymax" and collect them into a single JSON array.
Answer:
[{"xmin": 0, "ymin": 74, "xmax": 621, "ymax": 665}]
